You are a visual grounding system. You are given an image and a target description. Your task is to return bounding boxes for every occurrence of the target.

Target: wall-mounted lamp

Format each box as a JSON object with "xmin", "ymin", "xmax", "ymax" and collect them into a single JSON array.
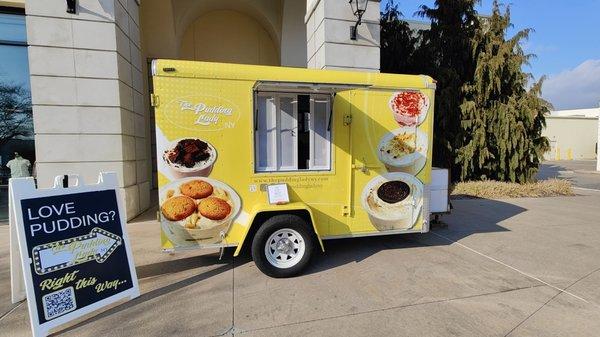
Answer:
[
  {"xmin": 66, "ymin": 0, "xmax": 77, "ymax": 14},
  {"xmin": 349, "ymin": 0, "xmax": 369, "ymax": 40}
]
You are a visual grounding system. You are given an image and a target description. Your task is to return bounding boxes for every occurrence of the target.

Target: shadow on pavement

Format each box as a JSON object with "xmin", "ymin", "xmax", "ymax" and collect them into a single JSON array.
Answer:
[
  {"xmin": 136, "ymin": 252, "xmax": 232, "ymax": 279},
  {"xmin": 128, "ymin": 205, "xmax": 159, "ymax": 224},
  {"xmin": 52, "ymin": 248, "xmax": 243, "ymax": 335},
  {"xmin": 305, "ymin": 198, "xmax": 526, "ymax": 275},
  {"xmin": 53, "ymin": 198, "xmax": 525, "ymax": 334},
  {"xmin": 54, "ymin": 261, "xmax": 232, "ymax": 336},
  {"xmin": 131, "ymin": 198, "xmax": 525, "ymax": 279},
  {"xmin": 536, "ymin": 162, "xmax": 570, "ymax": 181}
]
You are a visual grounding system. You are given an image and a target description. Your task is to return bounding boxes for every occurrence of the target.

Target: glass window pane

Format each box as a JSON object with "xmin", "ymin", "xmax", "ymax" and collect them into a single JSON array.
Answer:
[
  {"xmin": 278, "ymin": 96, "xmax": 297, "ymax": 170},
  {"xmin": 0, "ymin": 14, "xmax": 34, "ymax": 220},
  {"xmin": 0, "ymin": 13, "xmax": 27, "ymax": 43},
  {"xmin": 256, "ymin": 96, "xmax": 277, "ymax": 170},
  {"xmin": 311, "ymin": 97, "xmax": 330, "ymax": 169},
  {"xmin": 0, "ymin": 45, "xmax": 31, "ymax": 88}
]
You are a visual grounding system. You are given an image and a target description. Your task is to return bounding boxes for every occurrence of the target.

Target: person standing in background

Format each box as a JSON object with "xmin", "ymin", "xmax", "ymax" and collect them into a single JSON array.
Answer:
[{"xmin": 6, "ymin": 152, "xmax": 31, "ymax": 178}]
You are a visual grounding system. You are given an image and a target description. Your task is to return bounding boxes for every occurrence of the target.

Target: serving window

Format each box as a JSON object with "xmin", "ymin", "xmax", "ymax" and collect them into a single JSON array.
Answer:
[{"xmin": 254, "ymin": 93, "xmax": 331, "ymax": 172}]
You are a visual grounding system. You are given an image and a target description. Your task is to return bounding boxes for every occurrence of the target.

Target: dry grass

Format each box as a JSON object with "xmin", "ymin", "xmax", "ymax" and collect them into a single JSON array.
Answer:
[{"xmin": 451, "ymin": 179, "xmax": 574, "ymax": 199}]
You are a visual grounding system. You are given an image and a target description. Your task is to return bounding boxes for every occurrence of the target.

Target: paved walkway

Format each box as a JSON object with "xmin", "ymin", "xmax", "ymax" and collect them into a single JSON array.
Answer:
[
  {"xmin": 2, "ymin": 190, "xmax": 600, "ymax": 336},
  {"xmin": 537, "ymin": 160, "xmax": 600, "ymax": 190}
]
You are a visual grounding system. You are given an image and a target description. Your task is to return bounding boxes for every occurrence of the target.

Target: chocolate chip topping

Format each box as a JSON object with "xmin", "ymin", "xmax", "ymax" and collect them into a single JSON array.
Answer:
[{"xmin": 376, "ymin": 180, "xmax": 410, "ymax": 204}]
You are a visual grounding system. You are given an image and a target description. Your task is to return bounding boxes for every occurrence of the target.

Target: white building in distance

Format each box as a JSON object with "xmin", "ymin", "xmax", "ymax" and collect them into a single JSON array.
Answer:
[{"xmin": 542, "ymin": 108, "xmax": 599, "ymax": 163}]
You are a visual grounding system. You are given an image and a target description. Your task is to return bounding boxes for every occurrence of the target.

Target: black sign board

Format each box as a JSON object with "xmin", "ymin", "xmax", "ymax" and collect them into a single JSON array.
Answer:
[{"xmin": 10, "ymin": 173, "xmax": 139, "ymax": 337}]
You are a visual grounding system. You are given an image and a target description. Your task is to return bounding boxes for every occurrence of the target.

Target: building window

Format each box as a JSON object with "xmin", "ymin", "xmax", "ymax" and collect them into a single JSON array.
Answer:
[
  {"xmin": 1, "ymin": 9, "xmax": 34, "ymax": 220},
  {"xmin": 254, "ymin": 93, "xmax": 331, "ymax": 172}
]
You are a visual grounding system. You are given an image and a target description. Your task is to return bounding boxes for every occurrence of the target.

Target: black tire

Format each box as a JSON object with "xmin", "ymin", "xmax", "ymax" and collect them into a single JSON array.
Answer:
[{"xmin": 251, "ymin": 214, "xmax": 315, "ymax": 278}]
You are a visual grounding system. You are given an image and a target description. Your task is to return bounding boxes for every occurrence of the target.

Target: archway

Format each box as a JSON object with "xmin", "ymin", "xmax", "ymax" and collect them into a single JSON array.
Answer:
[{"xmin": 179, "ymin": 10, "xmax": 280, "ymax": 66}]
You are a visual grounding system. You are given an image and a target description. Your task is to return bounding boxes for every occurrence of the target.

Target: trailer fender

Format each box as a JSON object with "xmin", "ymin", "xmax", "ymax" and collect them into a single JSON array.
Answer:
[{"xmin": 233, "ymin": 202, "xmax": 325, "ymax": 256}]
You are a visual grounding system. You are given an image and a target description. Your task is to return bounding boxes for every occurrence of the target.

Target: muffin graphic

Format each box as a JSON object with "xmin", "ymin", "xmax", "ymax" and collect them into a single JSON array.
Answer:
[
  {"xmin": 389, "ymin": 91, "xmax": 429, "ymax": 127},
  {"xmin": 361, "ymin": 173, "xmax": 423, "ymax": 231}
]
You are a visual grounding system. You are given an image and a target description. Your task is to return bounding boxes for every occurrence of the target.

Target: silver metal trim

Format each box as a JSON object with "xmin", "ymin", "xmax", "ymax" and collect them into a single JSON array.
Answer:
[
  {"xmin": 322, "ymin": 228, "xmax": 424, "ymax": 240},
  {"xmin": 253, "ymin": 80, "xmax": 371, "ymax": 94},
  {"xmin": 422, "ymin": 184, "xmax": 431, "ymax": 233},
  {"xmin": 420, "ymin": 74, "xmax": 437, "ymax": 89},
  {"xmin": 150, "ymin": 59, "xmax": 158, "ymax": 76},
  {"xmin": 161, "ymin": 243, "xmax": 238, "ymax": 253}
]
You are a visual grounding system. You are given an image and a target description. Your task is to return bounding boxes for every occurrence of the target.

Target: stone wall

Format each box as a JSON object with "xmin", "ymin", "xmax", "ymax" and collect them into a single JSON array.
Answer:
[
  {"xmin": 306, "ymin": 0, "xmax": 380, "ymax": 72},
  {"xmin": 25, "ymin": 0, "xmax": 151, "ymax": 220}
]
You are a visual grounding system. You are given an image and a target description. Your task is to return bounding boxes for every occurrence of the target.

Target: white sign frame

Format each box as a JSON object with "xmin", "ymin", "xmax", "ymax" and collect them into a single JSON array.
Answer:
[
  {"xmin": 9, "ymin": 172, "xmax": 140, "ymax": 337},
  {"xmin": 267, "ymin": 183, "xmax": 290, "ymax": 205}
]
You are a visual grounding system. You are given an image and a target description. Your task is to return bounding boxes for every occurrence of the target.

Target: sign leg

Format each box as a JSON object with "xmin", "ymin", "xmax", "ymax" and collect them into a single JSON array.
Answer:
[{"xmin": 10, "ymin": 182, "xmax": 27, "ymax": 303}]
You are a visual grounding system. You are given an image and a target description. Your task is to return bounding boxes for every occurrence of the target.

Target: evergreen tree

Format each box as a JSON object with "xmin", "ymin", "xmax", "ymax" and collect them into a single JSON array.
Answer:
[
  {"xmin": 456, "ymin": 1, "xmax": 550, "ymax": 182},
  {"xmin": 416, "ymin": 0, "xmax": 481, "ymax": 179},
  {"xmin": 380, "ymin": 2, "xmax": 419, "ymax": 74}
]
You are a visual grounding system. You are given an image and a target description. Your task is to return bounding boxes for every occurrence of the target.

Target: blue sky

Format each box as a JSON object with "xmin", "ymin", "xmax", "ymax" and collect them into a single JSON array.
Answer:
[{"xmin": 380, "ymin": 0, "xmax": 600, "ymax": 110}]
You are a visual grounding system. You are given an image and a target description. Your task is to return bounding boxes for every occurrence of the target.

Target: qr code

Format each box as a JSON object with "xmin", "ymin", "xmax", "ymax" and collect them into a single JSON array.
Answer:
[{"xmin": 42, "ymin": 286, "xmax": 77, "ymax": 320}]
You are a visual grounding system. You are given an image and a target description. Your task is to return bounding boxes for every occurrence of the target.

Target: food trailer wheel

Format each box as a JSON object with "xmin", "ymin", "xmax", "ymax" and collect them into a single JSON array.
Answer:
[{"xmin": 251, "ymin": 214, "xmax": 314, "ymax": 278}]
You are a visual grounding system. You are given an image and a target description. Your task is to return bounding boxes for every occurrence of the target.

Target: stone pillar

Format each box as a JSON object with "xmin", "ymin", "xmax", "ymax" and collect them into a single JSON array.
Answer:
[
  {"xmin": 306, "ymin": 0, "xmax": 380, "ymax": 72},
  {"xmin": 25, "ymin": 0, "xmax": 150, "ymax": 220}
]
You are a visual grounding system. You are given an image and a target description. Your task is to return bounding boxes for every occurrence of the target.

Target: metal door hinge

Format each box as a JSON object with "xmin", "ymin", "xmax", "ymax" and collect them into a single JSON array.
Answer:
[
  {"xmin": 150, "ymin": 93, "xmax": 160, "ymax": 107},
  {"xmin": 341, "ymin": 205, "xmax": 350, "ymax": 216}
]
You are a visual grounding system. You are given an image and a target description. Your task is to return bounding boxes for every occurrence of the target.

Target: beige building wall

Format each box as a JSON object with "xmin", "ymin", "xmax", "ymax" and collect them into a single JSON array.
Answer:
[
  {"xmin": 306, "ymin": 0, "xmax": 380, "ymax": 72},
  {"xmin": 179, "ymin": 10, "xmax": 279, "ymax": 66},
  {"xmin": 543, "ymin": 117, "xmax": 598, "ymax": 160},
  {"xmin": 139, "ymin": 0, "xmax": 308, "ymax": 67},
  {"xmin": 17, "ymin": 0, "xmax": 384, "ymax": 220},
  {"xmin": 139, "ymin": 0, "xmax": 308, "ymax": 191},
  {"xmin": 281, "ymin": 0, "xmax": 307, "ymax": 67},
  {"xmin": 24, "ymin": 0, "xmax": 151, "ymax": 220},
  {"xmin": 0, "ymin": 0, "xmax": 24, "ymax": 8}
]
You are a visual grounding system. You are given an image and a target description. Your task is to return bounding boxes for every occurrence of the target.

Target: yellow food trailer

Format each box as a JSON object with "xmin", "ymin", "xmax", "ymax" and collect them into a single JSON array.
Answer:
[{"xmin": 152, "ymin": 60, "xmax": 435, "ymax": 277}]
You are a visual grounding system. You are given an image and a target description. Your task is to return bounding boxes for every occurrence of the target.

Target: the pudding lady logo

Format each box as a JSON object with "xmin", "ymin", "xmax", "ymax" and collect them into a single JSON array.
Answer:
[
  {"xmin": 179, "ymin": 100, "xmax": 233, "ymax": 126},
  {"xmin": 165, "ymin": 95, "xmax": 240, "ymax": 131}
]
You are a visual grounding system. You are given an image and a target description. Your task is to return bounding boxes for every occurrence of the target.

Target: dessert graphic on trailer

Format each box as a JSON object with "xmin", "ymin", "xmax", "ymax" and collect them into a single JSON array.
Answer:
[
  {"xmin": 389, "ymin": 90, "xmax": 429, "ymax": 126},
  {"xmin": 163, "ymin": 138, "xmax": 217, "ymax": 178},
  {"xmin": 362, "ymin": 90, "xmax": 429, "ymax": 231},
  {"xmin": 157, "ymin": 86, "xmax": 430, "ymax": 243},
  {"xmin": 159, "ymin": 137, "xmax": 241, "ymax": 246}
]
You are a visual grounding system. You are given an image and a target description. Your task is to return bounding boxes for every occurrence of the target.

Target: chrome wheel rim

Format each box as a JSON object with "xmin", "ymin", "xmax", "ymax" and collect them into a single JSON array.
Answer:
[{"xmin": 264, "ymin": 228, "xmax": 305, "ymax": 269}]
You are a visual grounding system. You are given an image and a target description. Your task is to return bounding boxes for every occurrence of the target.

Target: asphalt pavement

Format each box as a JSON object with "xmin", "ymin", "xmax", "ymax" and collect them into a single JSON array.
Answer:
[
  {"xmin": 2, "ymin": 188, "xmax": 600, "ymax": 336},
  {"xmin": 537, "ymin": 160, "xmax": 600, "ymax": 190}
]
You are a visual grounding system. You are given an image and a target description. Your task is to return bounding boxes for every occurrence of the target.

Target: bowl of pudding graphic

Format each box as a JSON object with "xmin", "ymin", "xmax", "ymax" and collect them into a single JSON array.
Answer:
[
  {"xmin": 377, "ymin": 127, "xmax": 428, "ymax": 175},
  {"xmin": 361, "ymin": 172, "xmax": 423, "ymax": 231},
  {"xmin": 159, "ymin": 177, "xmax": 241, "ymax": 247},
  {"xmin": 163, "ymin": 138, "xmax": 217, "ymax": 178}
]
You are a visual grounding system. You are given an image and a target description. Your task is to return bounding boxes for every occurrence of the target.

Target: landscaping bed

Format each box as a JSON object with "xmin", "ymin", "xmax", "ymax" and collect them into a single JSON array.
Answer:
[{"xmin": 451, "ymin": 179, "xmax": 574, "ymax": 199}]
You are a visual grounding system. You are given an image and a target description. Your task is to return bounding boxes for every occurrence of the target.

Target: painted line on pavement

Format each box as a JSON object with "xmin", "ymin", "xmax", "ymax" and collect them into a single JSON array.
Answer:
[
  {"xmin": 430, "ymin": 231, "xmax": 595, "ymax": 307},
  {"xmin": 238, "ymin": 284, "xmax": 548, "ymax": 335},
  {"xmin": 0, "ymin": 301, "xmax": 24, "ymax": 323},
  {"xmin": 573, "ymin": 186, "xmax": 600, "ymax": 193}
]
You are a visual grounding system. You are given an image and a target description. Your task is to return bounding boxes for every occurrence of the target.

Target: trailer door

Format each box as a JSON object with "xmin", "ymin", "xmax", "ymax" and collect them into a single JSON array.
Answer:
[{"xmin": 349, "ymin": 89, "xmax": 425, "ymax": 234}]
